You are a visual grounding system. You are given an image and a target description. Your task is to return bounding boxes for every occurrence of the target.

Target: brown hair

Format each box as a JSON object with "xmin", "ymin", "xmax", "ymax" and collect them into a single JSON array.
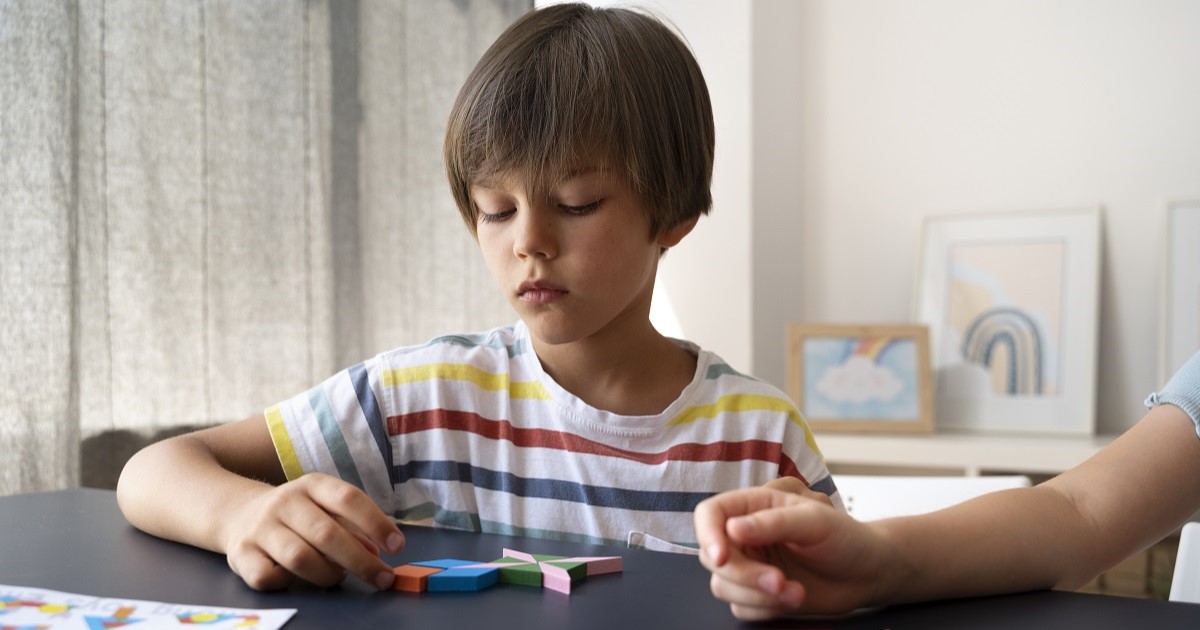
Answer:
[{"xmin": 444, "ymin": 2, "xmax": 714, "ymax": 237}]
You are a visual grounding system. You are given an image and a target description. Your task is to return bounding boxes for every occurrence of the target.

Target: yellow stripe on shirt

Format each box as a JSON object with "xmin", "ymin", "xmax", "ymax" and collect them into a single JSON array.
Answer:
[
  {"xmin": 265, "ymin": 405, "xmax": 305, "ymax": 481},
  {"xmin": 383, "ymin": 363, "xmax": 550, "ymax": 400},
  {"xmin": 667, "ymin": 394, "xmax": 823, "ymax": 458}
]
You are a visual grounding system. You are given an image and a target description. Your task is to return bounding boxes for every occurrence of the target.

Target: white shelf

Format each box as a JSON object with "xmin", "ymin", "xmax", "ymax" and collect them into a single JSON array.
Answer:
[{"xmin": 817, "ymin": 431, "xmax": 1117, "ymax": 477}]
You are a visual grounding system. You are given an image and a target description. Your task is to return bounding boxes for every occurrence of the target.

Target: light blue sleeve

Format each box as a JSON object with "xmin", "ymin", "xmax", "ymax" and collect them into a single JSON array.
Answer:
[{"xmin": 1145, "ymin": 351, "xmax": 1200, "ymax": 439}]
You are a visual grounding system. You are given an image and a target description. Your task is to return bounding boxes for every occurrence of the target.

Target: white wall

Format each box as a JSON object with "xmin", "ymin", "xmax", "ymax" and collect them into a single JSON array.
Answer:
[
  {"xmin": 786, "ymin": 0, "xmax": 1200, "ymax": 433},
  {"xmin": 546, "ymin": 0, "xmax": 1200, "ymax": 434},
  {"xmin": 652, "ymin": 1, "xmax": 755, "ymax": 373},
  {"xmin": 538, "ymin": 0, "xmax": 755, "ymax": 372}
]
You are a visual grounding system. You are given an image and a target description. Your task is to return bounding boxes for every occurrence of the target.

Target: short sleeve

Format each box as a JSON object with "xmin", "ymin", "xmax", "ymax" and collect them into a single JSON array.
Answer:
[
  {"xmin": 1145, "ymin": 351, "xmax": 1200, "ymax": 439},
  {"xmin": 264, "ymin": 360, "xmax": 397, "ymax": 511}
]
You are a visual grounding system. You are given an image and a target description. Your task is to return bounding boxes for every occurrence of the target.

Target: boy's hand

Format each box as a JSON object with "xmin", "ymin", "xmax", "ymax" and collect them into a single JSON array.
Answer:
[
  {"xmin": 694, "ymin": 487, "xmax": 885, "ymax": 620},
  {"xmin": 223, "ymin": 473, "xmax": 404, "ymax": 591}
]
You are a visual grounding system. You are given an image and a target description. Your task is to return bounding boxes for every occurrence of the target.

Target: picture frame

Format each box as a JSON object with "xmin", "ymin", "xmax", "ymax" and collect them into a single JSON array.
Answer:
[
  {"xmin": 787, "ymin": 323, "xmax": 934, "ymax": 434},
  {"xmin": 914, "ymin": 208, "xmax": 1101, "ymax": 435},
  {"xmin": 1162, "ymin": 201, "xmax": 1200, "ymax": 382}
]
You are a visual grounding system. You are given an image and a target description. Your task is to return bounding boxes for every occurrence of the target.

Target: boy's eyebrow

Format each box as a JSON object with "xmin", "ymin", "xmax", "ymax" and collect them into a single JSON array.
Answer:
[
  {"xmin": 471, "ymin": 166, "xmax": 608, "ymax": 192},
  {"xmin": 559, "ymin": 165, "xmax": 606, "ymax": 180},
  {"xmin": 471, "ymin": 174, "xmax": 504, "ymax": 191}
]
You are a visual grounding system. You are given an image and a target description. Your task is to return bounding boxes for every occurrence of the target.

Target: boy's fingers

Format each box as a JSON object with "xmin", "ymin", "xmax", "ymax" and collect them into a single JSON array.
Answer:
[
  {"xmin": 307, "ymin": 476, "xmax": 405, "ymax": 555},
  {"xmin": 257, "ymin": 526, "xmax": 346, "ymax": 587},
  {"xmin": 229, "ymin": 548, "xmax": 295, "ymax": 591},
  {"xmin": 348, "ymin": 527, "xmax": 380, "ymax": 556},
  {"xmin": 279, "ymin": 500, "xmax": 394, "ymax": 589}
]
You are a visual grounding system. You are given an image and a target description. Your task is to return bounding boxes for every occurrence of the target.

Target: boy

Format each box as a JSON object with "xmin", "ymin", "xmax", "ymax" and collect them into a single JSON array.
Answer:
[{"xmin": 118, "ymin": 2, "xmax": 839, "ymax": 593}]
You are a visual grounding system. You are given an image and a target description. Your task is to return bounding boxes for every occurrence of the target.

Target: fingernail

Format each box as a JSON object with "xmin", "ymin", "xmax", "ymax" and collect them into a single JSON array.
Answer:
[
  {"xmin": 781, "ymin": 583, "xmax": 804, "ymax": 607},
  {"xmin": 757, "ymin": 572, "xmax": 781, "ymax": 594},
  {"xmin": 375, "ymin": 571, "xmax": 395, "ymax": 591},
  {"xmin": 706, "ymin": 544, "xmax": 722, "ymax": 562},
  {"xmin": 732, "ymin": 515, "xmax": 756, "ymax": 533},
  {"xmin": 386, "ymin": 533, "xmax": 404, "ymax": 553}
]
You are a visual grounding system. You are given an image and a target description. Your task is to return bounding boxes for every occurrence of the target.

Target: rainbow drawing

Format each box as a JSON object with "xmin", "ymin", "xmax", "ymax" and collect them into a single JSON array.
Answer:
[
  {"xmin": 960, "ymin": 306, "xmax": 1044, "ymax": 395},
  {"xmin": 844, "ymin": 337, "xmax": 898, "ymax": 365}
]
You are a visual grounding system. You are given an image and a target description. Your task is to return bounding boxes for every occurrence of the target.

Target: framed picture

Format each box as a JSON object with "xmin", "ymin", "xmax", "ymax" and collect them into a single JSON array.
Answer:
[
  {"xmin": 915, "ymin": 208, "xmax": 1101, "ymax": 435},
  {"xmin": 787, "ymin": 324, "xmax": 934, "ymax": 434},
  {"xmin": 1162, "ymin": 201, "xmax": 1200, "ymax": 382}
]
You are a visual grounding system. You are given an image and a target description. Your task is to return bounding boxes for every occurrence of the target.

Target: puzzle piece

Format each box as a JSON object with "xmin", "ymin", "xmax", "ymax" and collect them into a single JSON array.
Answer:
[
  {"xmin": 485, "ymin": 556, "xmax": 545, "ymax": 587},
  {"xmin": 462, "ymin": 549, "xmax": 622, "ymax": 594},
  {"xmin": 391, "ymin": 548, "xmax": 622, "ymax": 595},
  {"xmin": 412, "ymin": 559, "xmax": 500, "ymax": 592},
  {"xmin": 498, "ymin": 550, "xmax": 587, "ymax": 594},
  {"xmin": 391, "ymin": 565, "xmax": 444, "ymax": 593}
]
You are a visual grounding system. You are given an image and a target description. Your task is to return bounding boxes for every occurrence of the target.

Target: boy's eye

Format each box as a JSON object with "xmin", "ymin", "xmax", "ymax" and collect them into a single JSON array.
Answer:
[
  {"xmin": 478, "ymin": 209, "xmax": 515, "ymax": 224},
  {"xmin": 559, "ymin": 200, "xmax": 602, "ymax": 215}
]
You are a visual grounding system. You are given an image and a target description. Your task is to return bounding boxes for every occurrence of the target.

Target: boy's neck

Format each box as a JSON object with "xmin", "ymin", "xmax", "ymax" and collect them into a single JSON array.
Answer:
[{"xmin": 531, "ymin": 326, "xmax": 697, "ymax": 417}]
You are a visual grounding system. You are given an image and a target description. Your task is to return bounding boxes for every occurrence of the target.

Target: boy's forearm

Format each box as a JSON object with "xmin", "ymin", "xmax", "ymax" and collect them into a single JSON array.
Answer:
[{"xmin": 116, "ymin": 435, "xmax": 270, "ymax": 554}]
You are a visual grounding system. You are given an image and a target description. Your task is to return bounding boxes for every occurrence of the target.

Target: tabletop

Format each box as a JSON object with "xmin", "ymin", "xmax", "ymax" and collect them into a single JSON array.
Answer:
[{"xmin": 4, "ymin": 488, "xmax": 1200, "ymax": 629}]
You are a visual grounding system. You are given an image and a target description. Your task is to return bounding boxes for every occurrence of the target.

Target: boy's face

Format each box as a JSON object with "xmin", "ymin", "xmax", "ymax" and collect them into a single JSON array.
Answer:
[{"xmin": 470, "ymin": 167, "xmax": 688, "ymax": 347}]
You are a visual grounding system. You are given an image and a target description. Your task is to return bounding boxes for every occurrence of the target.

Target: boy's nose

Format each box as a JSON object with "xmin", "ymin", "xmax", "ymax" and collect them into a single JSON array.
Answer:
[{"xmin": 513, "ymin": 207, "xmax": 557, "ymax": 259}]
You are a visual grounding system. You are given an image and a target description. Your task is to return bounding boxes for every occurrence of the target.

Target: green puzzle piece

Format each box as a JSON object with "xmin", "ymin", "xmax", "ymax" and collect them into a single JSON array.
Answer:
[{"xmin": 489, "ymin": 553, "xmax": 588, "ymax": 587}]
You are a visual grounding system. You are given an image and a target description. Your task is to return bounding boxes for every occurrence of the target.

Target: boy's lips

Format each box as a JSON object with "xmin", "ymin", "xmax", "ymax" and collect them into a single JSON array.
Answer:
[{"xmin": 518, "ymin": 280, "xmax": 568, "ymax": 304}]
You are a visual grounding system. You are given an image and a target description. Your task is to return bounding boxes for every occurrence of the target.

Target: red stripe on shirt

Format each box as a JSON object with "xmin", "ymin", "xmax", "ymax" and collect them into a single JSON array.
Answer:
[{"xmin": 387, "ymin": 408, "xmax": 805, "ymax": 483}]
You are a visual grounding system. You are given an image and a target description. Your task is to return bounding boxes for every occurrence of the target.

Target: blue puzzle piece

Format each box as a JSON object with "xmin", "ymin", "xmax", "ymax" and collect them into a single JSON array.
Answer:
[{"xmin": 413, "ymin": 559, "xmax": 500, "ymax": 592}]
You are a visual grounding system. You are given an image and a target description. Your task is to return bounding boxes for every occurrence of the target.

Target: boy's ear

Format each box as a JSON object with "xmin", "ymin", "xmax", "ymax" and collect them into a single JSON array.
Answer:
[{"xmin": 656, "ymin": 217, "xmax": 699, "ymax": 249}]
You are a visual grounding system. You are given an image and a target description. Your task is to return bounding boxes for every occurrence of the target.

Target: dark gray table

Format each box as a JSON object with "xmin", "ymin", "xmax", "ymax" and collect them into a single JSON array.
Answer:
[{"xmin": 4, "ymin": 488, "xmax": 1200, "ymax": 629}]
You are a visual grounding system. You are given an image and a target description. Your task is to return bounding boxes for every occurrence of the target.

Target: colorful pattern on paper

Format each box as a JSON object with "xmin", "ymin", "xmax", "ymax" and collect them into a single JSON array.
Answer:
[{"xmin": 0, "ymin": 586, "xmax": 293, "ymax": 630}]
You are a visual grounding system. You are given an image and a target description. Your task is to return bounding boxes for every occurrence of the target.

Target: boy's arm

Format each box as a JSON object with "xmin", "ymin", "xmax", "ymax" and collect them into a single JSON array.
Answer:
[
  {"xmin": 116, "ymin": 416, "xmax": 403, "ymax": 591},
  {"xmin": 697, "ymin": 403, "xmax": 1200, "ymax": 619}
]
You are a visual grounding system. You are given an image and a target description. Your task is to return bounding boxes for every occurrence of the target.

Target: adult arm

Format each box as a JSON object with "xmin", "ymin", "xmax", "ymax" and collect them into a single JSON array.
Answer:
[
  {"xmin": 116, "ymin": 416, "xmax": 403, "ymax": 591},
  {"xmin": 696, "ymin": 403, "xmax": 1200, "ymax": 619}
]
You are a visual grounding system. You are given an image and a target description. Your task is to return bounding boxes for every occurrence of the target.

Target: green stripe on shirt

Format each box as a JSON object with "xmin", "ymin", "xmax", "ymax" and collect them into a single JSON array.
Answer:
[{"xmin": 308, "ymin": 387, "xmax": 366, "ymax": 490}]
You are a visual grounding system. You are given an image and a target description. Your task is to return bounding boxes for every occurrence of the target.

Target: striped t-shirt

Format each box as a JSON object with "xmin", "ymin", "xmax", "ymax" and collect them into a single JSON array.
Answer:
[{"xmin": 266, "ymin": 321, "xmax": 840, "ymax": 550}]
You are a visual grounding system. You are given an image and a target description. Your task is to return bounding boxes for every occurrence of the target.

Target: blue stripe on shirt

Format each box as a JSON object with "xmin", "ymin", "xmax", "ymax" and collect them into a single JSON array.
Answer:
[
  {"xmin": 394, "ymin": 460, "xmax": 712, "ymax": 512},
  {"xmin": 349, "ymin": 362, "xmax": 395, "ymax": 485},
  {"xmin": 809, "ymin": 473, "xmax": 838, "ymax": 498}
]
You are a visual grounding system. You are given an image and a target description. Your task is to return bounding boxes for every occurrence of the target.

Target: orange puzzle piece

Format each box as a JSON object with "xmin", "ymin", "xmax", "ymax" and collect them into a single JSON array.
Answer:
[{"xmin": 392, "ymin": 565, "xmax": 444, "ymax": 593}]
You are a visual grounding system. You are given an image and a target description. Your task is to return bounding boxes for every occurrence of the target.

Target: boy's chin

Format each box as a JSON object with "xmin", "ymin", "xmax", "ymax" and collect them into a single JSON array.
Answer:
[
  {"xmin": 524, "ymin": 322, "xmax": 583, "ymax": 347},
  {"xmin": 520, "ymin": 313, "xmax": 592, "ymax": 347}
]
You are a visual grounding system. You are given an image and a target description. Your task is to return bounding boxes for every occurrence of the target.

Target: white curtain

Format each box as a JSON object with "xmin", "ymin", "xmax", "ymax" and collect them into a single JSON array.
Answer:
[{"xmin": 0, "ymin": 0, "xmax": 527, "ymax": 494}]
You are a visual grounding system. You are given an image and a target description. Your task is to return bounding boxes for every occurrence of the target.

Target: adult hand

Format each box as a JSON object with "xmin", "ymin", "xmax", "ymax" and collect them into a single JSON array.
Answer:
[{"xmin": 222, "ymin": 473, "xmax": 404, "ymax": 591}]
